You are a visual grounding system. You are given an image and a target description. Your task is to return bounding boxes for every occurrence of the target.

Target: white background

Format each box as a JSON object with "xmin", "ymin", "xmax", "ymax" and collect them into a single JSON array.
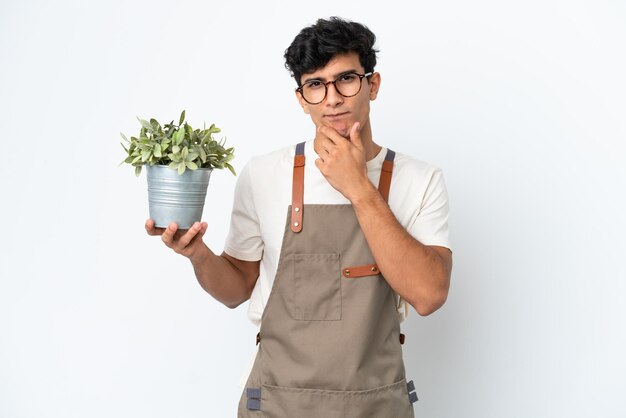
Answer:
[{"xmin": 1, "ymin": 1, "xmax": 625, "ymax": 417}]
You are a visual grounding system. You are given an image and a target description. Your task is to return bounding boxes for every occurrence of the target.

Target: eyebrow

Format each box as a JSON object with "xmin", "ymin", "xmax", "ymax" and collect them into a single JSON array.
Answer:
[{"xmin": 302, "ymin": 69, "xmax": 360, "ymax": 84}]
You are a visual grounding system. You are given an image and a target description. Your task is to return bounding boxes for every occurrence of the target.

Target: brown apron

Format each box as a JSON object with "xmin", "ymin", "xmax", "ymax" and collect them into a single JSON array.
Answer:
[{"xmin": 238, "ymin": 142, "xmax": 417, "ymax": 417}]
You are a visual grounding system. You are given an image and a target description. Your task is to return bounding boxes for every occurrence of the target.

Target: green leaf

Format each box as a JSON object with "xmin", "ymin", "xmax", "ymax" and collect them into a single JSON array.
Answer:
[
  {"xmin": 137, "ymin": 117, "xmax": 152, "ymax": 131},
  {"xmin": 192, "ymin": 145, "xmax": 205, "ymax": 163},
  {"xmin": 187, "ymin": 151, "xmax": 199, "ymax": 162},
  {"xmin": 141, "ymin": 149, "xmax": 152, "ymax": 162},
  {"xmin": 201, "ymin": 130, "xmax": 212, "ymax": 143},
  {"xmin": 225, "ymin": 162, "xmax": 237, "ymax": 176},
  {"xmin": 174, "ymin": 128, "xmax": 185, "ymax": 145},
  {"xmin": 150, "ymin": 118, "xmax": 161, "ymax": 129},
  {"xmin": 122, "ymin": 112, "xmax": 234, "ymax": 175},
  {"xmin": 135, "ymin": 166, "xmax": 142, "ymax": 177}
]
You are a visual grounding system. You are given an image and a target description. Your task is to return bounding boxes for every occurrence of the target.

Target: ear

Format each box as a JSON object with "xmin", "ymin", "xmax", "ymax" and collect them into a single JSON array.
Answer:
[
  {"xmin": 295, "ymin": 89, "xmax": 311, "ymax": 115},
  {"xmin": 368, "ymin": 72, "xmax": 381, "ymax": 101}
]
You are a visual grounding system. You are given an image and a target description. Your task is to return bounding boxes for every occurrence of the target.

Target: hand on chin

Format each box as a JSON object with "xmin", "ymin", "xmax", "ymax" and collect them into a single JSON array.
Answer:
[{"xmin": 321, "ymin": 120, "xmax": 351, "ymax": 139}]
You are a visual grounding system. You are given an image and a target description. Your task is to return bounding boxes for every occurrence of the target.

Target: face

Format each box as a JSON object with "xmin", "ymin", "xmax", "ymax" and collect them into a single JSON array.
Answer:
[{"xmin": 295, "ymin": 52, "xmax": 380, "ymax": 138}]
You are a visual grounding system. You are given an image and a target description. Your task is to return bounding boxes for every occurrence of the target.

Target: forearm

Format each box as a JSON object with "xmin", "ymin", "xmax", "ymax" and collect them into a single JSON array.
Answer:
[
  {"xmin": 189, "ymin": 247, "xmax": 253, "ymax": 309},
  {"xmin": 351, "ymin": 183, "xmax": 450, "ymax": 315}
]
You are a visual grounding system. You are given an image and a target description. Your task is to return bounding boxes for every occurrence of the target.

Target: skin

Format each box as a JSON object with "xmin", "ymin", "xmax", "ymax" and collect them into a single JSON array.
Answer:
[{"xmin": 146, "ymin": 51, "xmax": 452, "ymax": 315}]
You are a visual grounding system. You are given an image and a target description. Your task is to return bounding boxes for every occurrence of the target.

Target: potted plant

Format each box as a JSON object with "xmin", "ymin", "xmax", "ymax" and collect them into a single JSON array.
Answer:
[{"xmin": 120, "ymin": 110, "xmax": 235, "ymax": 229}]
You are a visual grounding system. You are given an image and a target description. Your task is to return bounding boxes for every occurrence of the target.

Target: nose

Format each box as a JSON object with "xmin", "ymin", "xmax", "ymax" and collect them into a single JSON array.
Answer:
[{"xmin": 325, "ymin": 81, "xmax": 343, "ymax": 107}]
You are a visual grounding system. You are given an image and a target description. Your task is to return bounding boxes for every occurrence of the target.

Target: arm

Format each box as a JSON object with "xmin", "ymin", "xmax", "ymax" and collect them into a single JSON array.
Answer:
[
  {"xmin": 350, "ymin": 186, "xmax": 452, "ymax": 316},
  {"xmin": 315, "ymin": 124, "xmax": 452, "ymax": 315},
  {"xmin": 146, "ymin": 220, "xmax": 260, "ymax": 309}
]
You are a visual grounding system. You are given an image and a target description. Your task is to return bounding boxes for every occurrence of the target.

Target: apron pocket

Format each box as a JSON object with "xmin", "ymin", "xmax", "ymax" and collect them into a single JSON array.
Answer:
[
  {"xmin": 260, "ymin": 379, "xmax": 414, "ymax": 418},
  {"xmin": 292, "ymin": 253, "xmax": 341, "ymax": 321}
]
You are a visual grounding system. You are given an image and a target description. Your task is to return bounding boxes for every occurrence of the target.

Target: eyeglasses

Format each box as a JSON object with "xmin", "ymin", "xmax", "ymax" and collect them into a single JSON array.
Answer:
[{"xmin": 296, "ymin": 72, "xmax": 373, "ymax": 105}]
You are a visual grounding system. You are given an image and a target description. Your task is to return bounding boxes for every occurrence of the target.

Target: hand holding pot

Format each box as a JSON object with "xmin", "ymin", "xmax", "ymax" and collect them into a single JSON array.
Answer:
[{"xmin": 145, "ymin": 219, "xmax": 209, "ymax": 261}]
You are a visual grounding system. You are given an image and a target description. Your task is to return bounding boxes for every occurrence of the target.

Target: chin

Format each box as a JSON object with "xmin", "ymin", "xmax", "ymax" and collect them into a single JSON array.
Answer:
[
  {"xmin": 329, "ymin": 122, "xmax": 352, "ymax": 138},
  {"xmin": 317, "ymin": 119, "xmax": 351, "ymax": 138},
  {"xmin": 337, "ymin": 128, "xmax": 350, "ymax": 138}
]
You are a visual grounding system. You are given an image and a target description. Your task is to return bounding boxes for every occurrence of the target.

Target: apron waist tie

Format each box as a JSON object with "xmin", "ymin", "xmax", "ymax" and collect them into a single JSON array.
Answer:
[{"xmin": 255, "ymin": 332, "xmax": 404, "ymax": 345}]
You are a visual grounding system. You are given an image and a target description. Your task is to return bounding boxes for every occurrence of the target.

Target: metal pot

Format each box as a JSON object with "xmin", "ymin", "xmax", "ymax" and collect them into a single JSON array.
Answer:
[{"xmin": 146, "ymin": 164, "xmax": 212, "ymax": 229}]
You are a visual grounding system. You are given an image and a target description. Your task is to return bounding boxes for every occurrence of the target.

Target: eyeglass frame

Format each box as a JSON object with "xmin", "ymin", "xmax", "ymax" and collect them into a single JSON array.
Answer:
[{"xmin": 296, "ymin": 71, "xmax": 374, "ymax": 105}]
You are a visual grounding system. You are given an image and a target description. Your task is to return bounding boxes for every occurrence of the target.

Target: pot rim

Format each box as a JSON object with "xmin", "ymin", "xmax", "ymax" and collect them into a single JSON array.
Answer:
[{"xmin": 145, "ymin": 164, "xmax": 213, "ymax": 171}]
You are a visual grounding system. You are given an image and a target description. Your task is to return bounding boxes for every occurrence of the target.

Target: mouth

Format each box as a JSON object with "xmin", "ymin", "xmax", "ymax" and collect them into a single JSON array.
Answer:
[{"xmin": 323, "ymin": 112, "xmax": 349, "ymax": 121}]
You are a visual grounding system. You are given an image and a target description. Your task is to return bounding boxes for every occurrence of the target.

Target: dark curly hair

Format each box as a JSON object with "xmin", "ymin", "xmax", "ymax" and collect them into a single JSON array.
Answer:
[{"xmin": 284, "ymin": 17, "xmax": 378, "ymax": 86}]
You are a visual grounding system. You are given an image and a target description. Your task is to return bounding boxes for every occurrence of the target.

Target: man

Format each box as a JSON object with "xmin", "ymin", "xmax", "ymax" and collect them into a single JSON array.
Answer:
[{"xmin": 146, "ymin": 17, "xmax": 452, "ymax": 417}]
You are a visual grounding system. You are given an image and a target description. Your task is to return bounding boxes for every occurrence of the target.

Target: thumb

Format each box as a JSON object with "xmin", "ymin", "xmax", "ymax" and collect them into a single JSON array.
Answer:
[
  {"xmin": 349, "ymin": 122, "xmax": 363, "ymax": 150},
  {"xmin": 199, "ymin": 221, "xmax": 208, "ymax": 235}
]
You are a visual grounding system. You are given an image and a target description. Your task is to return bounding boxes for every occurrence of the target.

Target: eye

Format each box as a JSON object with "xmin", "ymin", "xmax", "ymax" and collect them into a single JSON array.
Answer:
[
  {"xmin": 338, "ymin": 74, "xmax": 358, "ymax": 83},
  {"xmin": 305, "ymin": 81, "xmax": 323, "ymax": 90}
]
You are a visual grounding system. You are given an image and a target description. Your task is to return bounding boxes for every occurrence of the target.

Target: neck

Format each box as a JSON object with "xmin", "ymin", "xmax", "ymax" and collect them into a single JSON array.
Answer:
[{"xmin": 357, "ymin": 120, "xmax": 382, "ymax": 161}]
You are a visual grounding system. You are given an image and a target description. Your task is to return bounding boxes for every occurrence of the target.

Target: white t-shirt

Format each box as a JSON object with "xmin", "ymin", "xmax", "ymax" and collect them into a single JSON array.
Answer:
[{"xmin": 224, "ymin": 139, "xmax": 452, "ymax": 327}]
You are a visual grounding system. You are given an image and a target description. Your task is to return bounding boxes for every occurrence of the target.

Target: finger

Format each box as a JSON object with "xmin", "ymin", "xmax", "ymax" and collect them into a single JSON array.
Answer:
[
  {"xmin": 318, "ymin": 125, "xmax": 345, "ymax": 145},
  {"xmin": 145, "ymin": 219, "xmax": 155, "ymax": 234},
  {"xmin": 188, "ymin": 222, "xmax": 209, "ymax": 247},
  {"xmin": 161, "ymin": 222, "xmax": 179, "ymax": 246},
  {"xmin": 315, "ymin": 158, "xmax": 325, "ymax": 173},
  {"xmin": 349, "ymin": 122, "xmax": 363, "ymax": 150},
  {"xmin": 176, "ymin": 222, "xmax": 202, "ymax": 249},
  {"xmin": 317, "ymin": 125, "xmax": 341, "ymax": 146},
  {"xmin": 183, "ymin": 222, "xmax": 209, "ymax": 252},
  {"xmin": 315, "ymin": 135, "xmax": 334, "ymax": 157},
  {"xmin": 145, "ymin": 219, "xmax": 166, "ymax": 236}
]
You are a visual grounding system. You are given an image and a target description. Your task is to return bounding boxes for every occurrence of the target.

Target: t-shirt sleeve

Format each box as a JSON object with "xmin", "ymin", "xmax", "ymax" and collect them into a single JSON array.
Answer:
[
  {"xmin": 407, "ymin": 168, "xmax": 452, "ymax": 252},
  {"xmin": 223, "ymin": 161, "xmax": 264, "ymax": 261},
  {"xmin": 398, "ymin": 167, "xmax": 452, "ymax": 322}
]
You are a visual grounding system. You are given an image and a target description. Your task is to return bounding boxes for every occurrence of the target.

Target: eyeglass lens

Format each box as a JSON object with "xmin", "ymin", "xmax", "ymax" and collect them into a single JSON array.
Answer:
[{"xmin": 301, "ymin": 73, "xmax": 365, "ymax": 104}]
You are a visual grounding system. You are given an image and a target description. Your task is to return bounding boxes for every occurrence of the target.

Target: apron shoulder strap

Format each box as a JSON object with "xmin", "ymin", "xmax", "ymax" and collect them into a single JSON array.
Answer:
[
  {"xmin": 377, "ymin": 148, "xmax": 395, "ymax": 203},
  {"xmin": 291, "ymin": 144, "xmax": 394, "ymax": 232},
  {"xmin": 291, "ymin": 142, "xmax": 306, "ymax": 233}
]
